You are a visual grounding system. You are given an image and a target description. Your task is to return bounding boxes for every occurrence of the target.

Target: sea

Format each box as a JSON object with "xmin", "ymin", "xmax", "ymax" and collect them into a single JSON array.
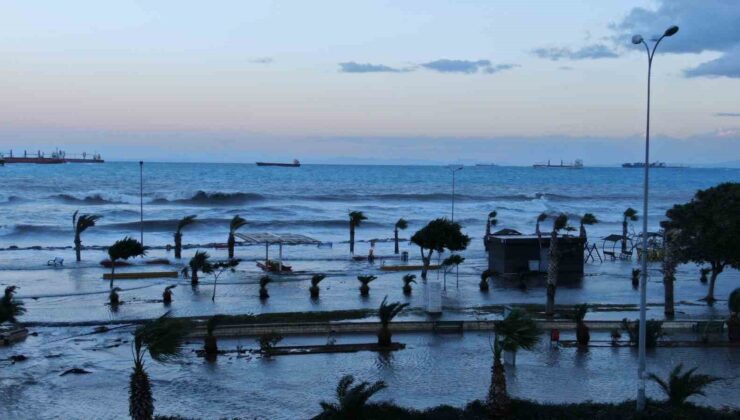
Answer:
[{"xmin": 0, "ymin": 162, "xmax": 738, "ymax": 251}]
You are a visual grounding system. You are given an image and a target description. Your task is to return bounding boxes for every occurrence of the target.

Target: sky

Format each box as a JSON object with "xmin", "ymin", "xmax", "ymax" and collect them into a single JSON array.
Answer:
[{"xmin": 0, "ymin": 0, "xmax": 739, "ymax": 165}]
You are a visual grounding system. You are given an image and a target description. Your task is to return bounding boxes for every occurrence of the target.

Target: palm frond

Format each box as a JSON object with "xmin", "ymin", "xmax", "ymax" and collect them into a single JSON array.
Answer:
[
  {"xmin": 76, "ymin": 214, "xmax": 102, "ymax": 234},
  {"xmin": 402, "ymin": 274, "xmax": 417, "ymax": 285},
  {"xmin": 442, "ymin": 254, "xmax": 465, "ymax": 266},
  {"xmin": 537, "ymin": 212, "xmax": 548, "ymax": 223},
  {"xmin": 581, "ymin": 213, "xmax": 598, "ymax": 225},
  {"xmin": 0, "ymin": 285, "xmax": 26, "ymax": 323},
  {"xmin": 176, "ymin": 215, "xmax": 198, "ymax": 233},
  {"xmin": 357, "ymin": 275, "xmax": 377, "ymax": 285},
  {"xmin": 395, "ymin": 218, "xmax": 408, "ymax": 230},
  {"xmin": 378, "ymin": 296, "xmax": 409, "ymax": 325},
  {"xmin": 574, "ymin": 303, "xmax": 588, "ymax": 323},
  {"xmin": 229, "ymin": 215, "xmax": 247, "ymax": 234},
  {"xmin": 189, "ymin": 250, "xmax": 213, "ymax": 273},
  {"xmin": 349, "ymin": 211, "xmax": 367, "ymax": 227},
  {"xmin": 259, "ymin": 275, "xmax": 272, "ymax": 288},
  {"xmin": 134, "ymin": 312, "xmax": 193, "ymax": 363},
  {"xmin": 311, "ymin": 274, "xmax": 326, "ymax": 287},
  {"xmin": 648, "ymin": 364, "xmax": 721, "ymax": 407},
  {"xmin": 553, "ymin": 214, "xmax": 568, "ymax": 231},
  {"xmin": 624, "ymin": 207, "xmax": 638, "ymax": 221},
  {"xmin": 108, "ymin": 237, "xmax": 146, "ymax": 261},
  {"xmin": 495, "ymin": 309, "xmax": 540, "ymax": 353}
]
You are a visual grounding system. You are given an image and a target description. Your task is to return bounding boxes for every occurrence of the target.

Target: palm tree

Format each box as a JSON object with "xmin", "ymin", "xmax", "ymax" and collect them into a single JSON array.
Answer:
[
  {"xmin": 488, "ymin": 309, "xmax": 540, "ymax": 418},
  {"xmin": 259, "ymin": 275, "xmax": 272, "ymax": 300},
  {"xmin": 0, "ymin": 286, "xmax": 26, "ymax": 324},
  {"xmin": 203, "ymin": 316, "xmax": 220, "ymax": 356},
  {"xmin": 318, "ymin": 375, "xmax": 387, "ymax": 419},
  {"xmin": 402, "ymin": 274, "xmax": 416, "ymax": 296},
  {"xmin": 622, "ymin": 208, "xmax": 638, "ymax": 253},
  {"xmin": 173, "ymin": 215, "xmax": 197, "ymax": 259},
  {"xmin": 377, "ymin": 296, "xmax": 409, "ymax": 347},
  {"xmin": 129, "ymin": 313, "xmax": 192, "ymax": 420},
  {"xmin": 73, "ymin": 211, "xmax": 102, "ymax": 262},
  {"xmin": 348, "ymin": 211, "xmax": 367, "ymax": 255},
  {"xmin": 631, "ymin": 268, "xmax": 641, "ymax": 289},
  {"xmin": 227, "ymin": 215, "xmax": 247, "ymax": 259},
  {"xmin": 486, "ymin": 211, "xmax": 498, "ymax": 236},
  {"xmin": 479, "ymin": 269, "xmax": 492, "ymax": 292},
  {"xmin": 647, "ymin": 364, "xmax": 720, "ymax": 409},
  {"xmin": 188, "ymin": 251, "xmax": 212, "ymax": 286},
  {"xmin": 309, "ymin": 274, "xmax": 326, "ymax": 299},
  {"xmin": 109, "ymin": 287, "xmax": 122, "ymax": 307},
  {"xmin": 108, "ymin": 237, "xmax": 146, "ymax": 289},
  {"xmin": 574, "ymin": 304, "xmax": 590, "ymax": 346},
  {"xmin": 357, "ymin": 275, "xmax": 377, "ymax": 297},
  {"xmin": 535, "ymin": 212, "xmax": 548, "ymax": 246},
  {"xmin": 579, "ymin": 213, "xmax": 597, "ymax": 241},
  {"xmin": 662, "ymin": 227, "xmax": 679, "ymax": 318},
  {"xmin": 545, "ymin": 214, "xmax": 568, "ymax": 317},
  {"xmin": 393, "ymin": 218, "xmax": 408, "ymax": 254},
  {"xmin": 442, "ymin": 254, "xmax": 465, "ymax": 289},
  {"xmin": 162, "ymin": 285, "xmax": 176, "ymax": 306}
]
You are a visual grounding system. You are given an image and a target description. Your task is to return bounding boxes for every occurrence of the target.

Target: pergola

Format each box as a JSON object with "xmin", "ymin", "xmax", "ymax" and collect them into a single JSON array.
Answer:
[{"xmin": 235, "ymin": 232, "xmax": 321, "ymax": 271}]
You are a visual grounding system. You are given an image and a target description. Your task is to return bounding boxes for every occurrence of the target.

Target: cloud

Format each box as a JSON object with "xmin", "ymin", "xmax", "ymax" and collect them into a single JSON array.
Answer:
[
  {"xmin": 339, "ymin": 59, "xmax": 518, "ymax": 75},
  {"xmin": 338, "ymin": 62, "xmax": 403, "ymax": 73},
  {"xmin": 715, "ymin": 112, "xmax": 740, "ymax": 117},
  {"xmin": 420, "ymin": 59, "xmax": 517, "ymax": 74},
  {"xmin": 613, "ymin": 0, "xmax": 740, "ymax": 78},
  {"xmin": 532, "ymin": 44, "xmax": 618, "ymax": 61}
]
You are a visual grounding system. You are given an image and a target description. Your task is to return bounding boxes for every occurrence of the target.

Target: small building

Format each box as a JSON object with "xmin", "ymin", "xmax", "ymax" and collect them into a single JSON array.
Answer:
[{"xmin": 484, "ymin": 234, "xmax": 585, "ymax": 277}]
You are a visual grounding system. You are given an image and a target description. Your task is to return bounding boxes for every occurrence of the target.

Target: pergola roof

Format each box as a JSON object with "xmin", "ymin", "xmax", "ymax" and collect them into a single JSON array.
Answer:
[{"xmin": 235, "ymin": 232, "xmax": 321, "ymax": 245}]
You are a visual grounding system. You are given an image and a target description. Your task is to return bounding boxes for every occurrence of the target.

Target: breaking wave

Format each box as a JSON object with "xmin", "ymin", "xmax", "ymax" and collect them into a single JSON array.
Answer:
[
  {"xmin": 150, "ymin": 191, "xmax": 266, "ymax": 206},
  {"xmin": 51, "ymin": 194, "xmax": 126, "ymax": 205}
]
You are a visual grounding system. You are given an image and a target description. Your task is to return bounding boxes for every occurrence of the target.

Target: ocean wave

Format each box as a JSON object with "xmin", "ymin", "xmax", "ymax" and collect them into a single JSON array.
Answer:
[
  {"xmin": 150, "ymin": 191, "xmax": 265, "ymax": 206},
  {"xmin": 0, "ymin": 195, "xmax": 25, "ymax": 204},
  {"xmin": 51, "ymin": 194, "xmax": 126, "ymax": 205}
]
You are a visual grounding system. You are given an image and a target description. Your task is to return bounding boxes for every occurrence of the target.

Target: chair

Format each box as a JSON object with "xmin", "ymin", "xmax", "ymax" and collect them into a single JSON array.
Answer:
[{"xmin": 47, "ymin": 257, "xmax": 64, "ymax": 266}]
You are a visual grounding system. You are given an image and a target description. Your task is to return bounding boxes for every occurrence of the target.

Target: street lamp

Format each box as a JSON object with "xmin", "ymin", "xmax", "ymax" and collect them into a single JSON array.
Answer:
[
  {"xmin": 448, "ymin": 165, "xmax": 463, "ymax": 222},
  {"xmin": 631, "ymin": 24, "xmax": 678, "ymax": 412},
  {"xmin": 139, "ymin": 161, "xmax": 144, "ymax": 247}
]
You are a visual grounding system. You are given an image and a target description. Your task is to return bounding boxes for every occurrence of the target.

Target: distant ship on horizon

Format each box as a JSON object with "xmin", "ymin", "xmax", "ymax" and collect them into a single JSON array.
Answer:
[
  {"xmin": 622, "ymin": 161, "xmax": 687, "ymax": 168},
  {"xmin": 533, "ymin": 159, "xmax": 583, "ymax": 169},
  {"xmin": 256, "ymin": 159, "xmax": 301, "ymax": 167}
]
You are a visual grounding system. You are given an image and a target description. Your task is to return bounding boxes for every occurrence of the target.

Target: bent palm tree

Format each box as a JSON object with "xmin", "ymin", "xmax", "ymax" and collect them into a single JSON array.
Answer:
[
  {"xmin": 162, "ymin": 285, "xmax": 176, "ymax": 305},
  {"xmin": 402, "ymin": 274, "xmax": 416, "ymax": 296},
  {"xmin": 73, "ymin": 212, "xmax": 102, "ymax": 262},
  {"xmin": 348, "ymin": 211, "xmax": 367, "ymax": 255},
  {"xmin": 535, "ymin": 212, "xmax": 547, "ymax": 246},
  {"xmin": 0, "ymin": 286, "xmax": 26, "ymax": 324},
  {"xmin": 188, "ymin": 251, "xmax": 212, "ymax": 286},
  {"xmin": 108, "ymin": 237, "xmax": 146, "ymax": 289},
  {"xmin": 259, "ymin": 275, "xmax": 272, "ymax": 300},
  {"xmin": 486, "ymin": 211, "xmax": 498, "ymax": 236},
  {"xmin": 488, "ymin": 309, "xmax": 540, "ymax": 418},
  {"xmin": 309, "ymin": 274, "xmax": 326, "ymax": 299},
  {"xmin": 545, "ymin": 214, "xmax": 568, "ymax": 317},
  {"xmin": 377, "ymin": 296, "xmax": 409, "ymax": 347},
  {"xmin": 442, "ymin": 254, "xmax": 465, "ymax": 288},
  {"xmin": 622, "ymin": 208, "xmax": 638, "ymax": 253},
  {"xmin": 393, "ymin": 218, "xmax": 408, "ymax": 254},
  {"xmin": 357, "ymin": 275, "xmax": 377, "ymax": 297},
  {"xmin": 109, "ymin": 287, "xmax": 122, "ymax": 307},
  {"xmin": 129, "ymin": 313, "xmax": 192, "ymax": 420},
  {"xmin": 174, "ymin": 215, "xmax": 197, "ymax": 259},
  {"xmin": 318, "ymin": 375, "xmax": 387, "ymax": 419},
  {"xmin": 227, "ymin": 215, "xmax": 247, "ymax": 259},
  {"xmin": 647, "ymin": 364, "xmax": 720, "ymax": 408}
]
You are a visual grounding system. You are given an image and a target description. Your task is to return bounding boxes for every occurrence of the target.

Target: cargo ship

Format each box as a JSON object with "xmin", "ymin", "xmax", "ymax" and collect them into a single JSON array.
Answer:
[
  {"xmin": 0, "ymin": 150, "xmax": 104, "ymax": 164},
  {"xmin": 256, "ymin": 159, "xmax": 300, "ymax": 167},
  {"xmin": 533, "ymin": 159, "xmax": 583, "ymax": 169}
]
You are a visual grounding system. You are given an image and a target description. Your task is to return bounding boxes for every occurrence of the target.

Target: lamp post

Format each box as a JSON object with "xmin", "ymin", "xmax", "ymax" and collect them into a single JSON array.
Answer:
[
  {"xmin": 631, "ymin": 25, "xmax": 678, "ymax": 412},
  {"xmin": 139, "ymin": 161, "xmax": 144, "ymax": 247},
  {"xmin": 449, "ymin": 165, "xmax": 463, "ymax": 222}
]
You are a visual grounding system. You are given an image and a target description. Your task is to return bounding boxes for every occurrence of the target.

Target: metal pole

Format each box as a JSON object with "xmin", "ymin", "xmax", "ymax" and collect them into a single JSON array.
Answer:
[
  {"xmin": 451, "ymin": 170, "xmax": 456, "ymax": 222},
  {"xmin": 139, "ymin": 161, "xmax": 144, "ymax": 246}
]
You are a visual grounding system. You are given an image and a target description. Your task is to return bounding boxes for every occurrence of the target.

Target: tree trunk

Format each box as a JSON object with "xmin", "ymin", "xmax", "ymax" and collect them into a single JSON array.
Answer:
[
  {"xmin": 403, "ymin": 284, "xmax": 411, "ymax": 295},
  {"xmin": 349, "ymin": 223, "xmax": 355, "ymax": 255},
  {"xmin": 420, "ymin": 248, "xmax": 433, "ymax": 281},
  {"xmin": 663, "ymin": 230, "xmax": 677, "ymax": 317},
  {"xmin": 191, "ymin": 269, "xmax": 199, "ymax": 285},
  {"xmin": 545, "ymin": 230, "xmax": 559, "ymax": 317},
  {"xmin": 228, "ymin": 233, "xmax": 235, "ymax": 259},
  {"xmin": 377, "ymin": 325, "xmax": 392, "ymax": 347},
  {"xmin": 310, "ymin": 285, "xmax": 319, "ymax": 299},
  {"xmin": 129, "ymin": 361, "xmax": 154, "ymax": 420},
  {"xmin": 110, "ymin": 264, "xmax": 115, "ymax": 289},
  {"xmin": 163, "ymin": 289, "xmax": 172, "ymax": 305},
  {"xmin": 621, "ymin": 220, "xmax": 628, "ymax": 253},
  {"xmin": 204, "ymin": 335, "xmax": 218, "ymax": 355},
  {"xmin": 394, "ymin": 228, "xmax": 399, "ymax": 254},
  {"xmin": 487, "ymin": 355, "xmax": 510, "ymax": 419},
  {"xmin": 360, "ymin": 284, "xmax": 369, "ymax": 296},
  {"xmin": 706, "ymin": 267, "xmax": 721, "ymax": 304},
  {"xmin": 576, "ymin": 322, "xmax": 590, "ymax": 346},
  {"xmin": 174, "ymin": 232, "xmax": 182, "ymax": 259},
  {"xmin": 74, "ymin": 233, "xmax": 82, "ymax": 262}
]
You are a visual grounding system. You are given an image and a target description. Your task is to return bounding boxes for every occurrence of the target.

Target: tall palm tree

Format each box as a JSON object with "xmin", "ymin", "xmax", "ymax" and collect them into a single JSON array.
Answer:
[
  {"xmin": 575, "ymin": 303, "xmax": 590, "ymax": 346},
  {"xmin": 318, "ymin": 375, "xmax": 387, "ymax": 419},
  {"xmin": 173, "ymin": 215, "xmax": 197, "ymax": 259},
  {"xmin": 486, "ymin": 211, "xmax": 498, "ymax": 236},
  {"xmin": 348, "ymin": 211, "xmax": 367, "ymax": 255},
  {"xmin": 309, "ymin": 274, "xmax": 327, "ymax": 299},
  {"xmin": 129, "ymin": 313, "xmax": 192, "ymax": 420},
  {"xmin": 357, "ymin": 275, "xmax": 377, "ymax": 297},
  {"xmin": 377, "ymin": 296, "xmax": 409, "ymax": 347},
  {"xmin": 259, "ymin": 275, "xmax": 272, "ymax": 300},
  {"xmin": 545, "ymin": 214, "xmax": 568, "ymax": 317},
  {"xmin": 0, "ymin": 286, "xmax": 26, "ymax": 324},
  {"xmin": 402, "ymin": 274, "xmax": 416, "ymax": 296},
  {"xmin": 73, "ymin": 211, "xmax": 102, "ymax": 262},
  {"xmin": 662, "ymin": 226, "xmax": 679, "ymax": 318},
  {"xmin": 108, "ymin": 237, "xmax": 146, "ymax": 289},
  {"xmin": 488, "ymin": 309, "xmax": 540, "ymax": 418},
  {"xmin": 188, "ymin": 251, "xmax": 212, "ymax": 286},
  {"xmin": 579, "ymin": 213, "xmax": 598, "ymax": 241},
  {"xmin": 622, "ymin": 208, "xmax": 638, "ymax": 253},
  {"xmin": 393, "ymin": 218, "xmax": 408, "ymax": 254},
  {"xmin": 227, "ymin": 215, "xmax": 247, "ymax": 259},
  {"xmin": 647, "ymin": 364, "xmax": 720, "ymax": 409}
]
